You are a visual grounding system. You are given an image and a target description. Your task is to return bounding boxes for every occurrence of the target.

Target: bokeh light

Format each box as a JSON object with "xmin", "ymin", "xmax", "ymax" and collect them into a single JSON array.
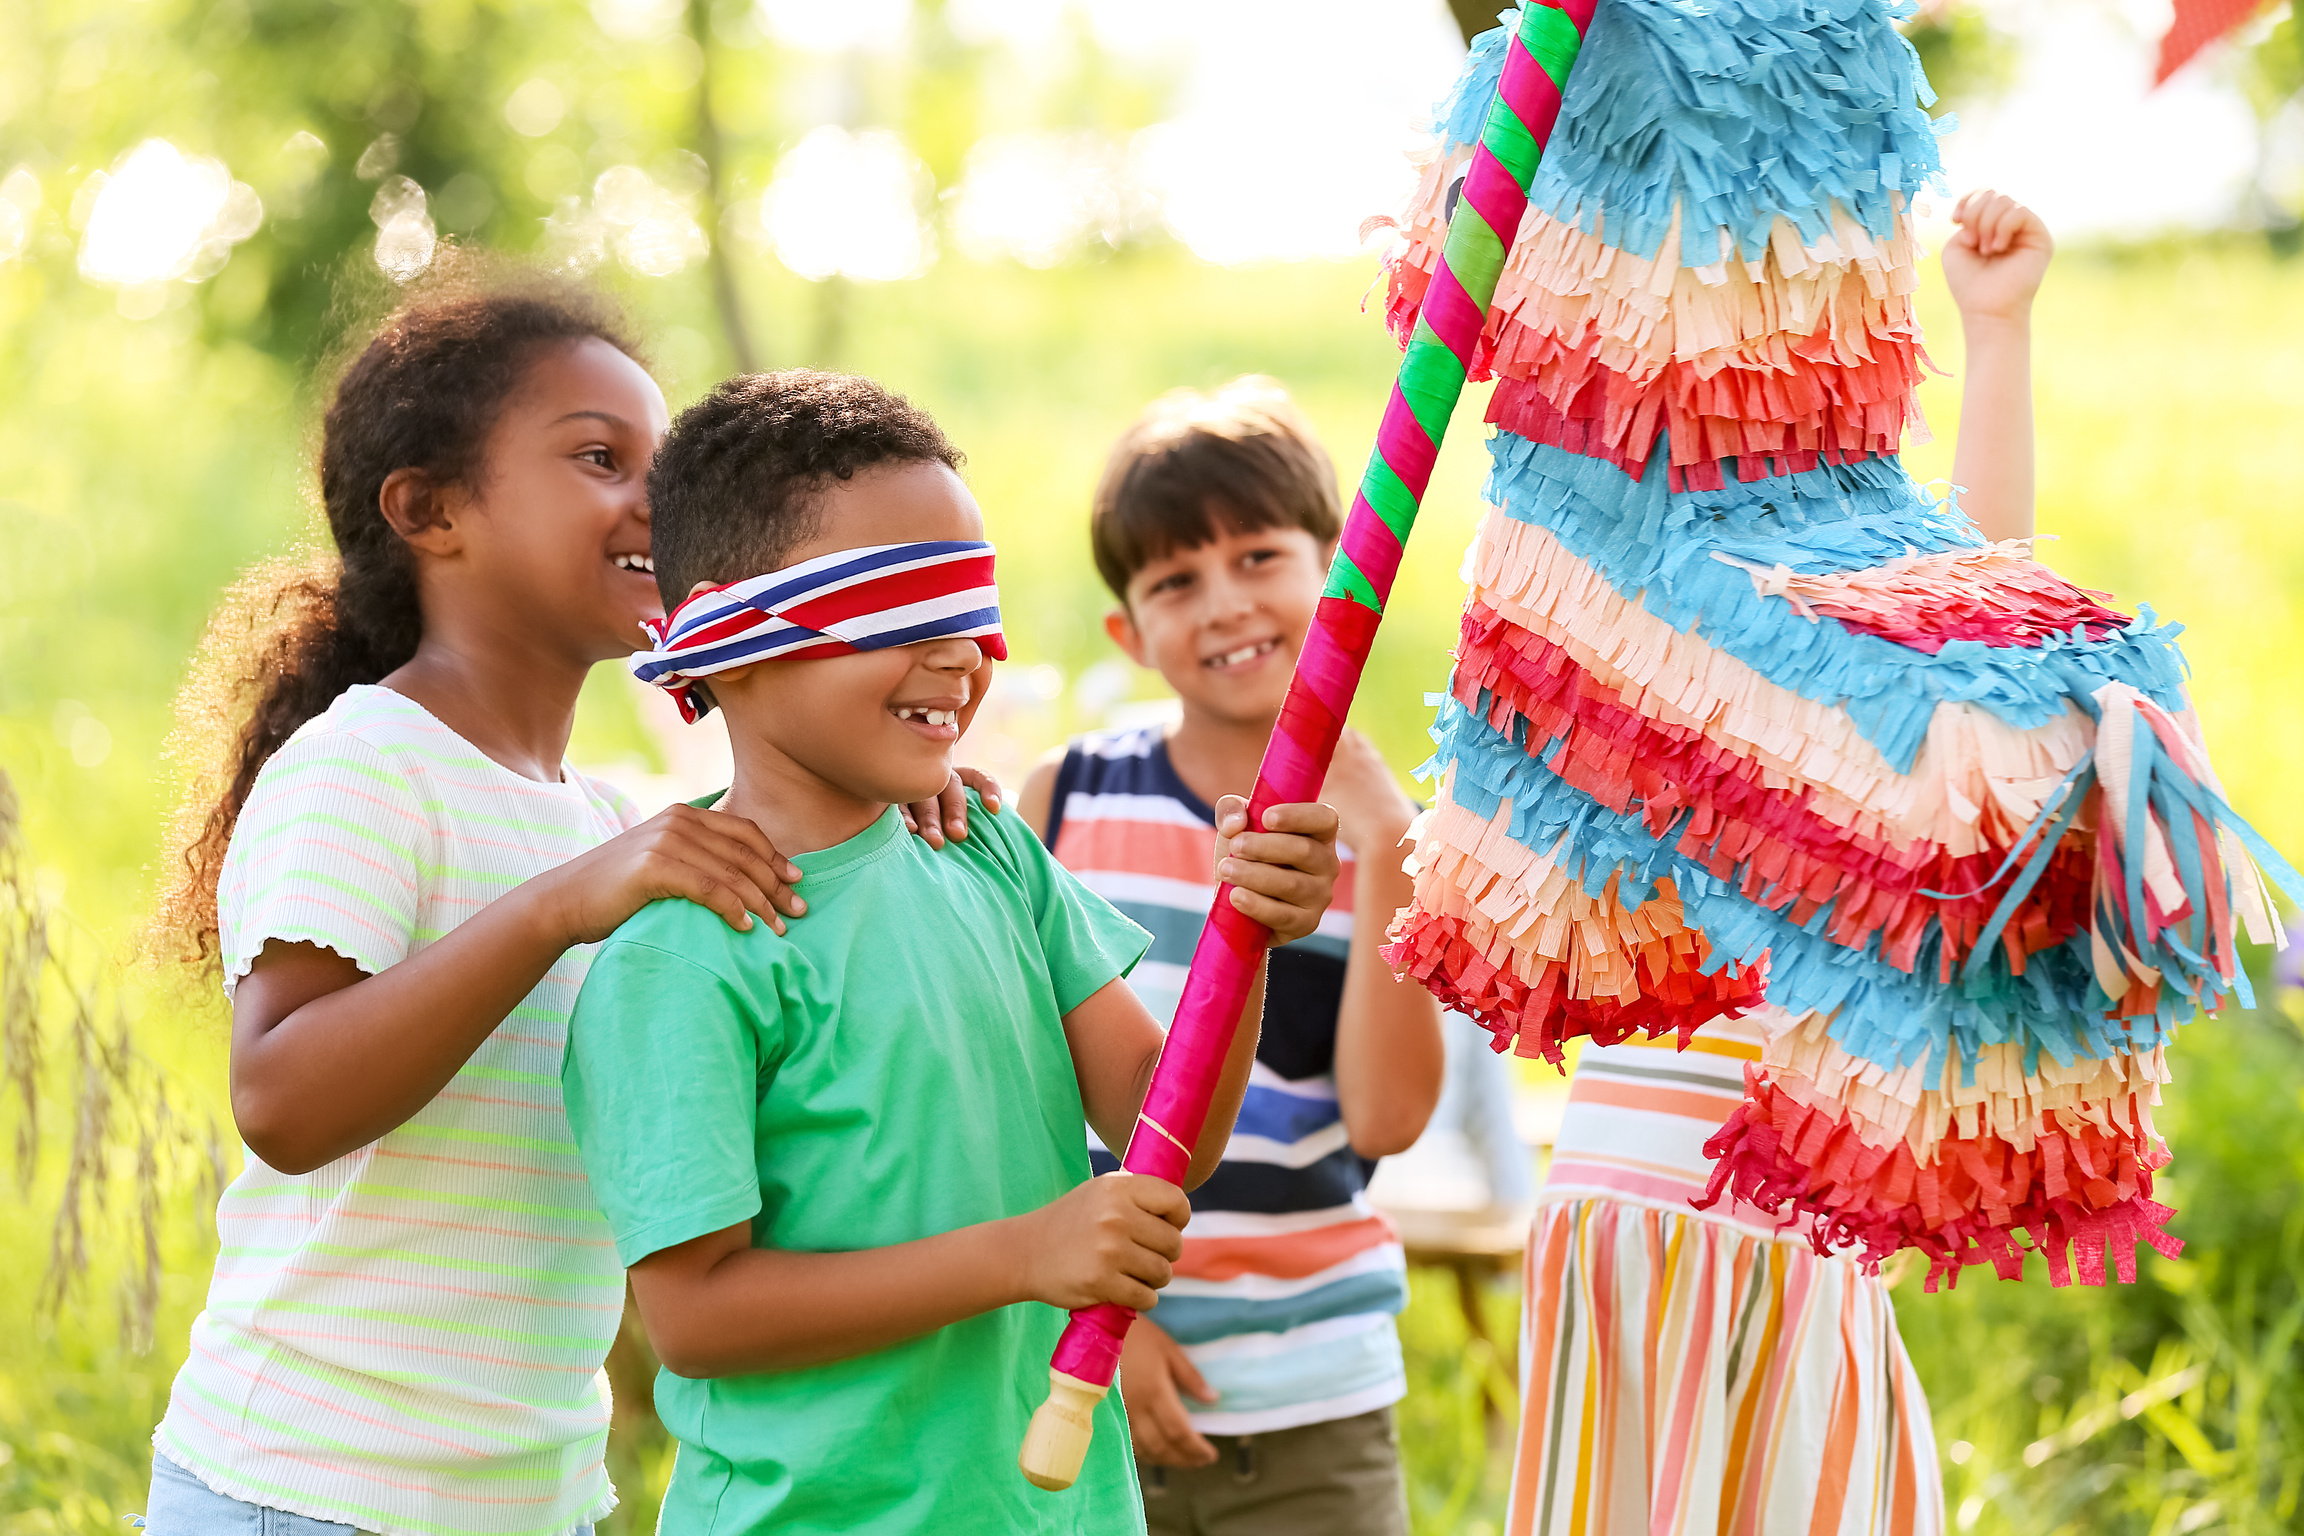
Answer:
[
  {"xmin": 755, "ymin": 127, "xmax": 935, "ymax": 282},
  {"xmin": 945, "ymin": 0, "xmax": 1067, "ymax": 49},
  {"xmin": 591, "ymin": 0, "xmax": 683, "ymax": 42},
  {"xmin": 76, "ymin": 139, "xmax": 262, "ymax": 292},
  {"xmin": 541, "ymin": 164, "xmax": 707, "ymax": 279},
  {"xmin": 949, "ymin": 131, "xmax": 1152, "ymax": 267},
  {"xmin": 0, "ymin": 167, "xmax": 37, "ymax": 264},
  {"xmin": 504, "ymin": 78, "xmax": 567, "ymax": 138},
  {"xmin": 369, "ymin": 175, "xmax": 437, "ymax": 282},
  {"xmin": 1119, "ymin": 0, "xmax": 1462, "ymax": 264},
  {"xmin": 594, "ymin": 164, "xmax": 707, "ymax": 277},
  {"xmin": 755, "ymin": 0, "xmax": 912, "ymax": 53}
]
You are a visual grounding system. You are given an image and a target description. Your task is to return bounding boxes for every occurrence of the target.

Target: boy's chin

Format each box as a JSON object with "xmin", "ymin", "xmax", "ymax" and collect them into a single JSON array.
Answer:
[{"xmin": 880, "ymin": 761, "xmax": 958, "ymax": 809}]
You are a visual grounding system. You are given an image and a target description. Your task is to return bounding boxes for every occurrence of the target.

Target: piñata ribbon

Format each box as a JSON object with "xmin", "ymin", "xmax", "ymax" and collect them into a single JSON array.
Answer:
[
  {"xmin": 1020, "ymin": 0, "xmax": 1594, "ymax": 1490},
  {"xmin": 631, "ymin": 540, "xmax": 1006, "ymax": 722}
]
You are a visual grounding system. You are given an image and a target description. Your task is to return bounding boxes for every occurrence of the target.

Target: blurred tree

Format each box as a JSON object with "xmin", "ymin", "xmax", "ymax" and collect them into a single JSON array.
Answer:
[
  {"xmin": 0, "ymin": 0, "xmax": 766, "ymax": 365},
  {"xmin": 2237, "ymin": 9, "xmax": 2303, "ymax": 252},
  {"xmin": 1442, "ymin": 0, "xmax": 2014, "ymax": 113},
  {"xmin": 1900, "ymin": 0, "xmax": 2018, "ymax": 111},
  {"xmin": 1445, "ymin": 0, "xmax": 1499, "ymax": 48},
  {"xmin": 686, "ymin": 0, "xmax": 760, "ymax": 369}
]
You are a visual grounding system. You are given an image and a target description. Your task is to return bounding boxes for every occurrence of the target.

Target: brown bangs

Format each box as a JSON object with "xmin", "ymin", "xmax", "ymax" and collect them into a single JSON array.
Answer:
[{"xmin": 1090, "ymin": 377, "xmax": 1340, "ymax": 601}]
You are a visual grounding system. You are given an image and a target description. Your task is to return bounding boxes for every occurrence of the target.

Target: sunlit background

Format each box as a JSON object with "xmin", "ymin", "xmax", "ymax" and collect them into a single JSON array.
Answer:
[{"xmin": 2, "ymin": 0, "xmax": 2302, "ymax": 1532}]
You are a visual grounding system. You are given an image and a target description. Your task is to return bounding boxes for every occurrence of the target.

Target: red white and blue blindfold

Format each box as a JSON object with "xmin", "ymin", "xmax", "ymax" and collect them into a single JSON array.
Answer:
[{"xmin": 631, "ymin": 540, "xmax": 1006, "ymax": 723}]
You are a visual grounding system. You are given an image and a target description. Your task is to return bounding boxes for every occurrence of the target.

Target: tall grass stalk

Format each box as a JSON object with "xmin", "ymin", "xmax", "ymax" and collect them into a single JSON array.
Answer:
[{"xmin": 0, "ymin": 770, "xmax": 225, "ymax": 1355}]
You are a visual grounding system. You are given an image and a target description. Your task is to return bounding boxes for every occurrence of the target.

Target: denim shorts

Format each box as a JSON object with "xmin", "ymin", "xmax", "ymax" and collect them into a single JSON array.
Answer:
[{"xmin": 141, "ymin": 1452, "xmax": 595, "ymax": 1536}]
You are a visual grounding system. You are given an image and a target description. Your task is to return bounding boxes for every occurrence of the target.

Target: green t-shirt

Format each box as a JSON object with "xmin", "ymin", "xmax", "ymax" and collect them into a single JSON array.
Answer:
[{"xmin": 563, "ymin": 794, "xmax": 1152, "ymax": 1536}]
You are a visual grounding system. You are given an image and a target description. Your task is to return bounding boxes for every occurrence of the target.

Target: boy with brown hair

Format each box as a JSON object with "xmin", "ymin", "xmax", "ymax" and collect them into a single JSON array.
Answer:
[{"xmin": 1018, "ymin": 376, "xmax": 1445, "ymax": 1534}]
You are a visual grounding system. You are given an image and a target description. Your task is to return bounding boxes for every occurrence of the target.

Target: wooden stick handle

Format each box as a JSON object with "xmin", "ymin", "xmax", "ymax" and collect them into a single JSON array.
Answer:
[
  {"xmin": 1018, "ymin": 0, "xmax": 1595, "ymax": 1488},
  {"xmin": 1018, "ymin": 1367, "xmax": 1111, "ymax": 1491}
]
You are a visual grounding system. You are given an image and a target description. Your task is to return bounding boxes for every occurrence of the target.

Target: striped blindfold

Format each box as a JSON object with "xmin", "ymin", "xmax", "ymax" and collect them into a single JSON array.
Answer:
[{"xmin": 630, "ymin": 540, "xmax": 1007, "ymax": 723}]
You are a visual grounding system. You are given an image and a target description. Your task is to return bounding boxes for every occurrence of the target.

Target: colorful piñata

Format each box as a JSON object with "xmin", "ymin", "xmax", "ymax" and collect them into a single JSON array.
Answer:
[{"xmin": 1381, "ymin": 0, "xmax": 2300, "ymax": 1289}]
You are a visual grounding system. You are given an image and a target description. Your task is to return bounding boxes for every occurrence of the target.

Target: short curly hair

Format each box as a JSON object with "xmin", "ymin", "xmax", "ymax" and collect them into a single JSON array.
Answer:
[{"xmin": 648, "ymin": 370, "xmax": 963, "ymax": 604}]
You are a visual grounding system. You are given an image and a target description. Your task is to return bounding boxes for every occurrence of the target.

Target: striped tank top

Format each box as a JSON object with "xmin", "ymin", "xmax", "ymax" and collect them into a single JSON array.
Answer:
[
  {"xmin": 157, "ymin": 686, "xmax": 638, "ymax": 1536},
  {"xmin": 1047, "ymin": 724, "xmax": 1409, "ymax": 1435}
]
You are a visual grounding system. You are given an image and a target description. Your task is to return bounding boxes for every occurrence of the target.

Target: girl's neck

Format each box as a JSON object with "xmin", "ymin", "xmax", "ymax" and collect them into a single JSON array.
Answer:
[
  {"xmin": 382, "ymin": 638, "xmax": 592, "ymax": 785},
  {"xmin": 1163, "ymin": 700, "xmax": 1276, "ymax": 810}
]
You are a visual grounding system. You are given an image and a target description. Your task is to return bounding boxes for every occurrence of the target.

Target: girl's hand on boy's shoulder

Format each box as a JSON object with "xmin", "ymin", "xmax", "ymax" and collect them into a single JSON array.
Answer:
[
  {"xmin": 1213, "ymin": 795, "xmax": 1342, "ymax": 948},
  {"xmin": 1319, "ymin": 728, "xmax": 1419, "ymax": 852},
  {"xmin": 531, "ymin": 803, "xmax": 805, "ymax": 944},
  {"xmin": 1943, "ymin": 188, "xmax": 2053, "ymax": 325},
  {"xmin": 1012, "ymin": 1172, "xmax": 1188, "ymax": 1313},
  {"xmin": 897, "ymin": 766, "xmax": 1003, "ymax": 849}
]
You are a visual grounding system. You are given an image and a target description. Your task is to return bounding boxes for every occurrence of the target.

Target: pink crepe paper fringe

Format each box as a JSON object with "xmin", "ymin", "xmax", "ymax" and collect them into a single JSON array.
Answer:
[
  {"xmin": 1716, "ymin": 541, "xmax": 2132, "ymax": 654},
  {"xmin": 1454, "ymin": 601, "xmax": 2096, "ymax": 975},
  {"xmin": 1757, "ymin": 1006, "xmax": 2169, "ymax": 1161},
  {"xmin": 1699, "ymin": 1065, "xmax": 2181, "ymax": 1290},
  {"xmin": 1384, "ymin": 899, "xmax": 1765, "ymax": 1065}
]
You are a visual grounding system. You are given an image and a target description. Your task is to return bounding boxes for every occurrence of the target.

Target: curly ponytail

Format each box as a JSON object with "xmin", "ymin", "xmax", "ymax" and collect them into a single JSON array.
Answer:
[{"xmin": 155, "ymin": 256, "xmax": 639, "ymax": 970}]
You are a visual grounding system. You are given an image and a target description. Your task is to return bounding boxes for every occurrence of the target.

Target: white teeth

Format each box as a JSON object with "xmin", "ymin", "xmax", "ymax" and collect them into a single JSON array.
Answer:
[
  {"xmin": 897, "ymin": 707, "xmax": 958, "ymax": 727},
  {"xmin": 613, "ymin": 554, "xmax": 655, "ymax": 573},
  {"xmin": 1207, "ymin": 640, "xmax": 1274, "ymax": 668}
]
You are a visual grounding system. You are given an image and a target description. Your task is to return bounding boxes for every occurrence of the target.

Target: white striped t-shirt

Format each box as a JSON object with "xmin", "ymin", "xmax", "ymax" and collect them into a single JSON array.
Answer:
[
  {"xmin": 156, "ymin": 685, "xmax": 641, "ymax": 1536},
  {"xmin": 1047, "ymin": 725, "xmax": 1409, "ymax": 1437}
]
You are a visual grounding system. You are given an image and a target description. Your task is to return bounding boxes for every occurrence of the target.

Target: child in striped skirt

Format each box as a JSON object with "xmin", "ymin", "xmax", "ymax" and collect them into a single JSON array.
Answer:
[{"xmin": 1509, "ymin": 188, "xmax": 2056, "ymax": 1536}]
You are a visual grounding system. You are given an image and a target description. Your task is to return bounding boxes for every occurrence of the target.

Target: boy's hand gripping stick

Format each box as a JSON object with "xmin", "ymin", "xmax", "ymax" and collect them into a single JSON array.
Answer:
[{"xmin": 1018, "ymin": 0, "xmax": 1592, "ymax": 1490}]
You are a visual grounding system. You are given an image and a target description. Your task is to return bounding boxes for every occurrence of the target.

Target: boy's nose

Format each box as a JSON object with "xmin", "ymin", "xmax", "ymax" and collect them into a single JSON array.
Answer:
[
  {"xmin": 1202, "ymin": 572, "xmax": 1255, "ymax": 621},
  {"xmin": 920, "ymin": 636, "xmax": 986, "ymax": 673}
]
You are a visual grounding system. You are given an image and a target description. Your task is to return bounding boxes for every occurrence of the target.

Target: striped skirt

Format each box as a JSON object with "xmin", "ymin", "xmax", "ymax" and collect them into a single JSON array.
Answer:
[{"xmin": 1509, "ymin": 1199, "xmax": 1945, "ymax": 1536}]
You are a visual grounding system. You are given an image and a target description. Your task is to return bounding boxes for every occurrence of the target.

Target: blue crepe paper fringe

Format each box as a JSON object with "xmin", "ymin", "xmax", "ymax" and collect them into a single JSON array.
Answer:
[
  {"xmin": 1485, "ymin": 436, "xmax": 2195, "ymax": 773},
  {"xmin": 1436, "ymin": 0, "xmax": 1948, "ymax": 264},
  {"xmin": 1424, "ymin": 693, "xmax": 2187, "ymax": 1084}
]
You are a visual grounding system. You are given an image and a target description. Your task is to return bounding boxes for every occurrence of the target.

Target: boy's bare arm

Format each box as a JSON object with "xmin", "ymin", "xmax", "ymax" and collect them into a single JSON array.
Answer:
[
  {"xmin": 628, "ymin": 1173, "xmax": 1189, "ymax": 1377},
  {"xmin": 1942, "ymin": 189, "xmax": 2052, "ymax": 544},
  {"xmin": 1017, "ymin": 752, "xmax": 1063, "ymax": 842},
  {"xmin": 1064, "ymin": 969, "xmax": 1265, "ymax": 1191},
  {"xmin": 1321, "ymin": 730, "xmax": 1445, "ymax": 1157},
  {"xmin": 1062, "ymin": 796, "xmax": 1341, "ymax": 1190}
]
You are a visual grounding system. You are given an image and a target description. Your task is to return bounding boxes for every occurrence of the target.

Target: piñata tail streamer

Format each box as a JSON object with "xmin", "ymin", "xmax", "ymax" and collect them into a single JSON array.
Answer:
[
  {"xmin": 1379, "ymin": 0, "xmax": 2302, "ymax": 1292},
  {"xmin": 1015, "ymin": 0, "xmax": 1597, "ymax": 1492}
]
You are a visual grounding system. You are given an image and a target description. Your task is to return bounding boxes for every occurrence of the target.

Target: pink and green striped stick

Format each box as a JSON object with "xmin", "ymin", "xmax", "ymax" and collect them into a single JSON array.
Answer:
[{"xmin": 1019, "ymin": 0, "xmax": 1595, "ymax": 1490}]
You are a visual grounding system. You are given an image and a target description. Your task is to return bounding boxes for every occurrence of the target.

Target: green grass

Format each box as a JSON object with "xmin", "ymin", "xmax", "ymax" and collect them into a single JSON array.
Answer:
[{"xmin": 1, "ymin": 238, "xmax": 2300, "ymax": 1532}]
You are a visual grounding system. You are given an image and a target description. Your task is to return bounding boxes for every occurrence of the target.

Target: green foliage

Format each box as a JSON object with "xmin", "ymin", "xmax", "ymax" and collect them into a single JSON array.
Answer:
[
  {"xmin": 2239, "ymin": 9, "xmax": 2303, "ymax": 118},
  {"xmin": 1902, "ymin": 1004, "xmax": 2304, "ymax": 1535},
  {"xmin": 1397, "ymin": 1269, "xmax": 1518, "ymax": 1535},
  {"xmin": 1900, "ymin": 3, "xmax": 2018, "ymax": 110}
]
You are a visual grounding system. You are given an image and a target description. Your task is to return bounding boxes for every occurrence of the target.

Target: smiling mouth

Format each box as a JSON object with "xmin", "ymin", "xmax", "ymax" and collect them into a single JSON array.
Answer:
[
  {"xmin": 893, "ymin": 705, "xmax": 960, "ymax": 728},
  {"xmin": 612, "ymin": 553, "xmax": 655, "ymax": 575},
  {"xmin": 1204, "ymin": 638, "xmax": 1281, "ymax": 669}
]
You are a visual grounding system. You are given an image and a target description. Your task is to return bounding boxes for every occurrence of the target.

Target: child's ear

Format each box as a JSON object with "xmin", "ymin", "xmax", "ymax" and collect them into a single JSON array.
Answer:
[
  {"xmin": 379, "ymin": 468, "xmax": 462, "ymax": 555},
  {"xmin": 1103, "ymin": 606, "xmax": 1150, "ymax": 667}
]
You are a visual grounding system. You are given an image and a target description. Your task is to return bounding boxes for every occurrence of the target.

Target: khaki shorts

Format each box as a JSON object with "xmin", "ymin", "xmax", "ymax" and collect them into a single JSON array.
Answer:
[{"xmin": 1139, "ymin": 1406, "xmax": 1409, "ymax": 1536}]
